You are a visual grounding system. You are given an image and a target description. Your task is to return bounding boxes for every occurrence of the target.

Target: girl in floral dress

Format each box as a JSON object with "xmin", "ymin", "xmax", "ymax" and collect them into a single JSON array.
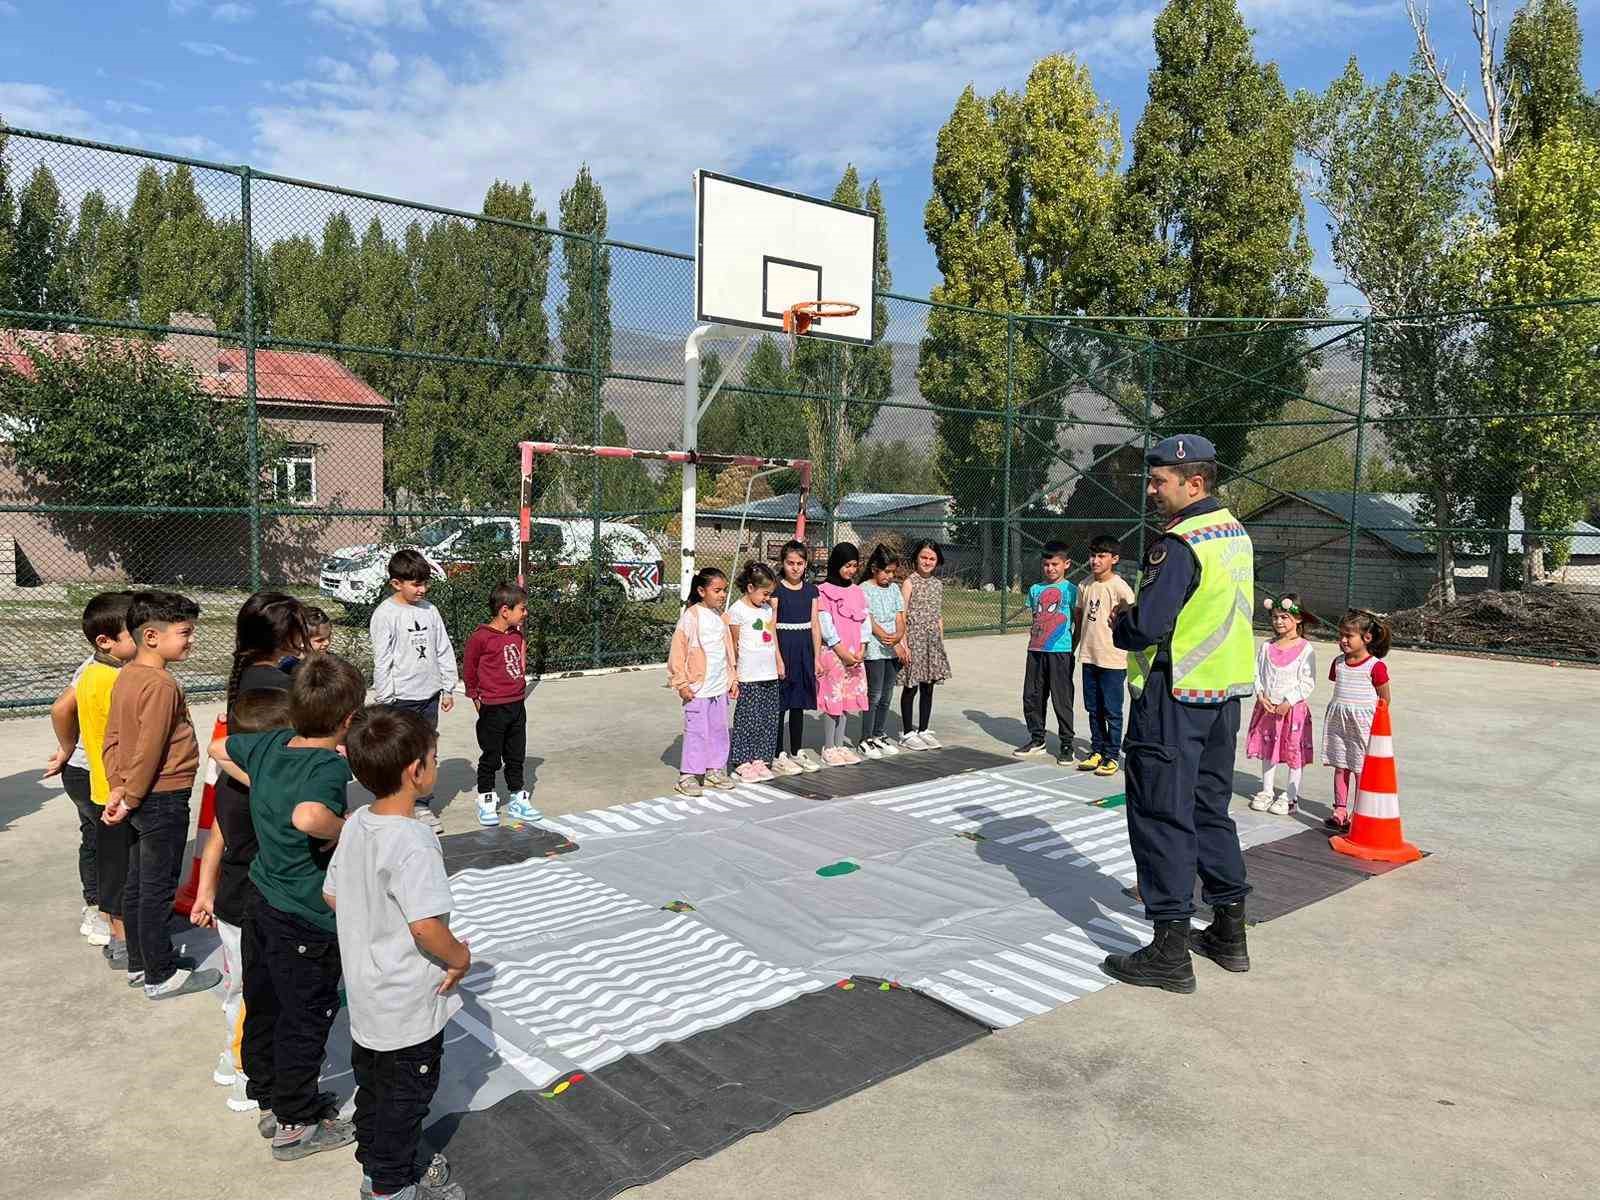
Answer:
[{"xmin": 899, "ymin": 539, "xmax": 952, "ymax": 749}]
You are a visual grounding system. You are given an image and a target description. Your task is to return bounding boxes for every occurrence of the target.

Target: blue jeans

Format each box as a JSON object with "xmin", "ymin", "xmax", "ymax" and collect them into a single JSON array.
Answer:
[
  {"xmin": 1081, "ymin": 664, "xmax": 1126, "ymax": 761},
  {"xmin": 123, "ymin": 788, "xmax": 192, "ymax": 985},
  {"xmin": 388, "ymin": 694, "xmax": 440, "ymax": 804}
]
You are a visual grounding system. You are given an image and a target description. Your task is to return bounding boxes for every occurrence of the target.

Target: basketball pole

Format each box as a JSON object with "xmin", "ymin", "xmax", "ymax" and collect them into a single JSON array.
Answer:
[{"xmin": 681, "ymin": 322, "xmax": 757, "ymax": 602}]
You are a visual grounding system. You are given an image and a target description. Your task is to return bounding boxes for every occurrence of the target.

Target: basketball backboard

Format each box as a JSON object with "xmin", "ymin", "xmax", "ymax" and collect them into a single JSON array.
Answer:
[{"xmin": 694, "ymin": 170, "xmax": 877, "ymax": 345}]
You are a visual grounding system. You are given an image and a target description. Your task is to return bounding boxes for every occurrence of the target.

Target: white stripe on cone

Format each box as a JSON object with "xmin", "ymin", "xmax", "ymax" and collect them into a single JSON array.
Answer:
[
  {"xmin": 1365, "ymin": 734, "xmax": 1394, "ymax": 759},
  {"xmin": 1353, "ymin": 789, "xmax": 1401, "ymax": 820}
]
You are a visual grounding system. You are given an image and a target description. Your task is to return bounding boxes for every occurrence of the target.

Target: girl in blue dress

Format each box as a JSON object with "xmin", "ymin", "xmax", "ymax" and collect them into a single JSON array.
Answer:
[{"xmin": 773, "ymin": 540, "xmax": 823, "ymax": 773}]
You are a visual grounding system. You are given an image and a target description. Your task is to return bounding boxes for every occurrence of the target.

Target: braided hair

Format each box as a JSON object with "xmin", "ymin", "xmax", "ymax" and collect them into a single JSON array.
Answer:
[{"xmin": 226, "ymin": 592, "xmax": 309, "ymax": 712}]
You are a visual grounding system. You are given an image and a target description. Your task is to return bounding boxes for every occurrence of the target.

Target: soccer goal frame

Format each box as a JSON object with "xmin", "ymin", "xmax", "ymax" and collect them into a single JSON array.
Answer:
[{"xmin": 517, "ymin": 439, "xmax": 813, "ymax": 599}]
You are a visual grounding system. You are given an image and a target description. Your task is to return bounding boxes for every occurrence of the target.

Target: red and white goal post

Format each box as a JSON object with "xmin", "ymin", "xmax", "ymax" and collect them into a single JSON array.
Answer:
[{"xmin": 517, "ymin": 440, "xmax": 813, "ymax": 598}]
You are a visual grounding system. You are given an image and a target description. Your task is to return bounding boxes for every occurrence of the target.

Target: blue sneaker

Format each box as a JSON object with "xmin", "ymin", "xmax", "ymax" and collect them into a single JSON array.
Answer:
[
  {"xmin": 505, "ymin": 792, "xmax": 543, "ymax": 823},
  {"xmin": 475, "ymin": 792, "xmax": 500, "ymax": 827}
]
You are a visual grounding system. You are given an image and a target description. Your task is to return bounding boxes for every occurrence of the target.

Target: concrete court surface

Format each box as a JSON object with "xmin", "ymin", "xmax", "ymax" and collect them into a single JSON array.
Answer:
[{"xmin": 1, "ymin": 633, "xmax": 1595, "ymax": 1200}]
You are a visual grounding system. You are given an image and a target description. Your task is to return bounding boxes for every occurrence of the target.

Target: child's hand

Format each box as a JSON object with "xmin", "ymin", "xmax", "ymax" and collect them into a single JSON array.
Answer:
[
  {"xmin": 729, "ymin": 681, "xmax": 740, "ymax": 700},
  {"xmin": 677, "ymin": 684, "xmax": 696, "ymax": 702},
  {"xmin": 103, "ymin": 788, "xmax": 133, "ymax": 825},
  {"xmin": 438, "ymin": 941, "xmax": 471, "ymax": 994},
  {"xmin": 44, "ymin": 747, "xmax": 69, "ymax": 778},
  {"xmin": 190, "ymin": 893, "xmax": 215, "ymax": 928},
  {"xmin": 472, "ymin": 698, "xmax": 481, "ymax": 713},
  {"xmin": 440, "ymin": 694, "xmax": 455, "ymax": 713}
]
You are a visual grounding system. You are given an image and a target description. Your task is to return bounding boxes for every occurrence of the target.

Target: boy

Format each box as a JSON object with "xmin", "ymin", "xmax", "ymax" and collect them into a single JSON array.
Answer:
[
  {"xmin": 45, "ymin": 591, "xmax": 138, "ymax": 961},
  {"xmin": 210, "ymin": 652, "xmax": 366, "ymax": 1162},
  {"xmin": 103, "ymin": 590, "xmax": 222, "ymax": 999},
  {"xmin": 462, "ymin": 581, "xmax": 540, "ymax": 827},
  {"xmin": 327, "ymin": 706, "xmax": 472, "ymax": 1200},
  {"xmin": 370, "ymin": 548, "xmax": 458, "ymax": 825},
  {"xmin": 1014, "ymin": 542, "xmax": 1079, "ymax": 762},
  {"xmin": 1073, "ymin": 535, "xmax": 1136, "ymax": 777}
]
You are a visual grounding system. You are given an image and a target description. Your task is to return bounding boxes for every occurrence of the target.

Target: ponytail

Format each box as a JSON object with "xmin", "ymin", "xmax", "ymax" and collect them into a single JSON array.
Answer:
[{"xmin": 1339, "ymin": 608, "xmax": 1391, "ymax": 659}]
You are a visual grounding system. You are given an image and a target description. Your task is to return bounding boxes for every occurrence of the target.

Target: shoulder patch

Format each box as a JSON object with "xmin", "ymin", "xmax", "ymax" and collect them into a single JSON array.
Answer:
[{"xmin": 1146, "ymin": 544, "xmax": 1168, "ymax": 566}]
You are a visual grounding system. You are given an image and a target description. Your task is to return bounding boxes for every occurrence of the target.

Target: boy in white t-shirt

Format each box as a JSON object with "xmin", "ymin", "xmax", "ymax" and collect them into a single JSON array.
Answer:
[
  {"xmin": 325, "ymin": 706, "xmax": 471, "ymax": 1200},
  {"xmin": 1073, "ymin": 534, "xmax": 1136, "ymax": 776}
]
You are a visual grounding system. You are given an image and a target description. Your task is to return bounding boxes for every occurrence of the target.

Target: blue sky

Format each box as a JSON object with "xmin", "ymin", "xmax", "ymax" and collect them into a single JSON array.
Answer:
[{"xmin": 5, "ymin": 0, "xmax": 1600, "ymax": 318}]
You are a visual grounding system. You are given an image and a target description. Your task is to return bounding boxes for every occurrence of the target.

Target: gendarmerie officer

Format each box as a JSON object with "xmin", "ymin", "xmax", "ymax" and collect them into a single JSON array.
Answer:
[{"xmin": 1103, "ymin": 434, "xmax": 1254, "ymax": 994}]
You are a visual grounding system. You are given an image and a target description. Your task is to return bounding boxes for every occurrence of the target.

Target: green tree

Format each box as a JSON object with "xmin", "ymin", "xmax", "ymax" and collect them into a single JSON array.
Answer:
[
  {"xmin": 919, "ymin": 54, "xmax": 1121, "ymax": 585},
  {"xmin": 0, "ymin": 125, "xmax": 17, "ymax": 318},
  {"xmin": 1502, "ymin": 0, "xmax": 1600, "ymax": 148},
  {"xmin": 13, "ymin": 164, "xmax": 73, "ymax": 324},
  {"xmin": 552, "ymin": 164, "xmax": 612, "ymax": 506},
  {"xmin": 597, "ymin": 410, "xmax": 663, "ymax": 518},
  {"xmin": 68, "ymin": 191, "xmax": 137, "ymax": 323},
  {"xmin": 1298, "ymin": 59, "xmax": 1481, "ymax": 600},
  {"xmin": 1115, "ymin": 0, "xmax": 1326, "ymax": 472}
]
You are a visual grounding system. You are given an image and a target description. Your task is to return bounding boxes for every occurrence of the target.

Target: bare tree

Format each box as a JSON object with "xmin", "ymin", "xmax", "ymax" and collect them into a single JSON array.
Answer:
[{"xmin": 1406, "ymin": 0, "xmax": 1518, "ymax": 191}]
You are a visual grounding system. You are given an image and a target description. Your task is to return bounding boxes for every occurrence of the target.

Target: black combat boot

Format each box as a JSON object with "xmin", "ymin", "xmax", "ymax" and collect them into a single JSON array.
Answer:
[
  {"xmin": 1101, "ymin": 919, "xmax": 1196, "ymax": 993},
  {"xmin": 1189, "ymin": 900, "xmax": 1250, "ymax": 972}
]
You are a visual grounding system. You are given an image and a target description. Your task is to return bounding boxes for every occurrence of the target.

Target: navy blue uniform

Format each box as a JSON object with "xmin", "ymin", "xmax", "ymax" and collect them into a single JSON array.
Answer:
[{"xmin": 1112, "ymin": 495, "xmax": 1250, "ymax": 922}]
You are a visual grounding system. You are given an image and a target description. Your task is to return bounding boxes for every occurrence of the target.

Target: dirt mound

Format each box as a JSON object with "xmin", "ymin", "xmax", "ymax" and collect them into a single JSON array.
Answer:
[{"xmin": 1389, "ymin": 588, "xmax": 1600, "ymax": 661}]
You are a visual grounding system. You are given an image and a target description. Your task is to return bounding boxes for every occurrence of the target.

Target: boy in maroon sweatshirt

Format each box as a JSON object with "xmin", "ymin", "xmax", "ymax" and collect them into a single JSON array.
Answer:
[{"xmin": 463, "ymin": 581, "xmax": 539, "ymax": 826}]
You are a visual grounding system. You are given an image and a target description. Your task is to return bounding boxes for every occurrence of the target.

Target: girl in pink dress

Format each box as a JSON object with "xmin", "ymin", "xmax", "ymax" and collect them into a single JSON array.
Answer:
[
  {"xmin": 1246, "ymin": 593, "xmax": 1317, "ymax": 816},
  {"xmin": 815, "ymin": 543, "xmax": 868, "ymax": 766},
  {"xmin": 1323, "ymin": 609, "xmax": 1394, "ymax": 832}
]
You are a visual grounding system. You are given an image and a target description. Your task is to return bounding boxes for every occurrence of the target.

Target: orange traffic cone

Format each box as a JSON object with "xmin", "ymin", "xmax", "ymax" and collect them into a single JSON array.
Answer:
[
  {"xmin": 175, "ymin": 715, "xmax": 226, "ymax": 915},
  {"xmin": 1330, "ymin": 700, "xmax": 1420, "ymax": 864}
]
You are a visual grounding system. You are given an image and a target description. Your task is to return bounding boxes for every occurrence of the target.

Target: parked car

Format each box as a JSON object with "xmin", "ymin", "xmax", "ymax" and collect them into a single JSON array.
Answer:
[{"xmin": 318, "ymin": 515, "xmax": 665, "ymax": 606}]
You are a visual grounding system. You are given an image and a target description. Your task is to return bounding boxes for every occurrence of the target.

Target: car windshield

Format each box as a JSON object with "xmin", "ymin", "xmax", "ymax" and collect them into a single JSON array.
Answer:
[{"xmin": 411, "ymin": 518, "xmax": 473, "ymax": 548}]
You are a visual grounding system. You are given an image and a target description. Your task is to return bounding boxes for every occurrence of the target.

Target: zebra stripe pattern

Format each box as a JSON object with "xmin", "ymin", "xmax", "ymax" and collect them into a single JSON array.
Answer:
[
  {"xmin": 910, "ymin": 911, "xmax": 1152, "ymax": 1028},
  {"xmin": 539, "ymin": 781, "xmax": 793, "ymax": 842},
  {"xmin": 449, "ymin": 860, "xmax": 654, "ymax": 954},
  {"xmin": 465, "ymin": 912, "xmax": 827, "ymax": 1071}
]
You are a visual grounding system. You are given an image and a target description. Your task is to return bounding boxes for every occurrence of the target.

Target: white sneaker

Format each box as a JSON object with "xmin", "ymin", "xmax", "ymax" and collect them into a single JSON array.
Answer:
[
  {"xmin": 874, "ymin": 736, "xmax": 901, "ymax": 756},
  {"xmin": 901, "ymin": 732, "xmax": 927, "ymax": 751},
  {"xmin": 770, "ymin": 754, "xmax": 804, "ymax": 777},
  {"xmin": 476, "ymin": 791, "xmax": 500, "ymax": 827},
  {"xmin": 506, "ymin": 792, "xmax": 543, "ymax": 822},
  {"xmin": 858, "ymin": 739, "xmax": 882, "ymax": 760},
  {"xmin": 83, "ymin": 910, "xmax": 111, "ymax": 946},
  {"xmin": 1249, "ymin": 791, "xmax": 1273, "ymax": 812},
  {"xmin": 226, "ymin": 1072, "xmax": 258, "ymax": 1113},
  {"xmin": 213, "ymin": 1050, "xmax": 237, "ymax": 1087},
  {"xmin": 793, "ymin": 749, "xmax": 825, "ymax": 772},
  {"xmin": 917, "ymin": 730, "xmax": 943, "ymax": 749},
  {"xmin": 1268, "ymin": 793, "xmax": 1296, "ymax": 817}
]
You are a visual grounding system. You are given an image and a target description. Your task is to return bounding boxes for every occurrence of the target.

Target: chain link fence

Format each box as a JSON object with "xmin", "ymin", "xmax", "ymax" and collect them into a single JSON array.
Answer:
[{"xmin": 4, "ymin": 125, "xmax": 1597, "ymax": 712}]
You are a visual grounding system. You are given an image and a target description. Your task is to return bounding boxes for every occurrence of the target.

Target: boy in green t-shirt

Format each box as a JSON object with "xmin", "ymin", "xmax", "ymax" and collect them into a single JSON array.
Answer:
[{"xmin": 210, "ymin": 652, "xmax": 365, "ymax": 1164}]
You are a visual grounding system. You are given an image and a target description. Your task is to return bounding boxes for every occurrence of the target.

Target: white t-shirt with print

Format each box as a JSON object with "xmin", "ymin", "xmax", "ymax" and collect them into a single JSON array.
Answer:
[
  {"xmin": 694, "ymin": 605, "xmax": 731, "ymax": 698},
  {"xmin": 725, "ymin": 598, "xmax": 779, "ymax": 682}
]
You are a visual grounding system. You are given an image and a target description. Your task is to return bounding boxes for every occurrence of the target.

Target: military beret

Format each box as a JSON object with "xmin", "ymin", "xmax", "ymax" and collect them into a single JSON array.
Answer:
[{"xmin": 1145, "ymin": 434, "xmax": 1216, "ymax": 467}]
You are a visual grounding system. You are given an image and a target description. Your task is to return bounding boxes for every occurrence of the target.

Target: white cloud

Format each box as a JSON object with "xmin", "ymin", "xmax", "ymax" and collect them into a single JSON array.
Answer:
[
  {"xmin": 0, "ymin": 82, "xmax": 232, "ymax": 165},
  {"xmin": 0, "ymin": 82, "xmax": 96, "ymax": 135},
  {"xmin": 309, "ymin": 0, "xmax": 429, "ymax": 31},
  {"xmin": 212, "ymin": 2, "xmax": 257, "ymax": 22},
  {"xmin": 105, "ymin": 99, "xmax": 155, "ymax": 115},
  {"xmin": 182, "ymin": 40, "xmax": 257, "ymax": 65},
  {"xmin": 250, "ymin": 1, "xmax": 1163, "ymax": 224}
]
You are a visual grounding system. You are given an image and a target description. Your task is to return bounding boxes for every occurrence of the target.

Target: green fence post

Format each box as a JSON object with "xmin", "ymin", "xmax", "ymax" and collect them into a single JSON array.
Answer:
[
  {"xmin": 589, "ymin": 233, "xmax": 604, "ymax": 670},
  {"xmin": 1001, "ymin": 315, "xmax": 1014, "ymax": 631},
  {"xmin": 1137, "ymin": 337, "xmax": 1154, "ymax": 566},
  {"xmin": 1345, "ymin": 319, "xmax": 1371, "ymax": 609},
  {"xmin": 241, "ymin": 165, "xmax": 261, "ymax": 591}
]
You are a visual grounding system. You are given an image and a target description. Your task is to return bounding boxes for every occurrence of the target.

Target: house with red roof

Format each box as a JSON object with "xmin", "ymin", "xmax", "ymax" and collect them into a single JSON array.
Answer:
[{"xmin": 0, "ymin": 313, "xmax": 392, "ymax": 586}]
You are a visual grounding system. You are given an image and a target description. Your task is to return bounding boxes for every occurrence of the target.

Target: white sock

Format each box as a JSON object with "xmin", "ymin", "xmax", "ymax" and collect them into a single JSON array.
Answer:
[{"xmin": 1286, "ymin": 766, "xmax": 1302, "ymax": 806}]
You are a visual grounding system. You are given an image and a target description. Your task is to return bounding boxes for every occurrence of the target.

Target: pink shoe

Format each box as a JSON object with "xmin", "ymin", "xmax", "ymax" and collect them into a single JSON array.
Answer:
[
  {"xmin": 820, "ymin": 747, "xmax": 850, "ymax": 767},
  {"xmin": 734, "ymin": 762, "xmax": 763, "ymax": 782},
  {"xmin": 753, "ymin": 761, "xmax": 777, "ymax": 781},
  {"xmin": 838, "ymin": 747, "xmax": 863, "ymax": 765}
]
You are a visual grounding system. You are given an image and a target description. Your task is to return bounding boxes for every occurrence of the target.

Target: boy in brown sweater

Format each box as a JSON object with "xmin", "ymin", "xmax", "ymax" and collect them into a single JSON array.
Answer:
[{"xmin": 103, "ymin": 590, "xmax": 222, "ymax": 1000}]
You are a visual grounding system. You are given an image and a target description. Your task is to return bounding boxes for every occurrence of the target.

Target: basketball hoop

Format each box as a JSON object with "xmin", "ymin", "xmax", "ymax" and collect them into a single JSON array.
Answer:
[{"xmin": 782, "ymin": 300, "xmax": 860, "ymax": 353}]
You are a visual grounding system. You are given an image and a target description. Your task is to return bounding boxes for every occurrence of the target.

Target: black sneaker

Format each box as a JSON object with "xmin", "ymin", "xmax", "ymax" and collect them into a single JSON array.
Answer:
[
  {"xmin": 1012, "ymin": 741, "xmax": 1049, "ymax": 758},
  {"xmin": 271, "ymin": 1116, "xmax": 355, "ymax": 1161},
  {"xmin": 145, "ymin": 966, "xmax": 223, "ymax": 1000},
  {"xmin": 1101, "ymin": 920, "xmax": 1197, "ymax": 994}
]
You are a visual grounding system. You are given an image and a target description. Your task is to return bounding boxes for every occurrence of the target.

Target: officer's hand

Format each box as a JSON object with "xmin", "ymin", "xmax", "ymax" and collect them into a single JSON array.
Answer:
[{"xmin": 1111, "ymin": 600, "xmax": 1131, "ymax": 623}]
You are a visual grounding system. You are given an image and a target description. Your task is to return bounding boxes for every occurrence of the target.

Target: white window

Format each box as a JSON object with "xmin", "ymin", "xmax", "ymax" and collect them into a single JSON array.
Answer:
[{"xmin": 274, "ymin": 445, "xmax": 317, "ymax": 504}]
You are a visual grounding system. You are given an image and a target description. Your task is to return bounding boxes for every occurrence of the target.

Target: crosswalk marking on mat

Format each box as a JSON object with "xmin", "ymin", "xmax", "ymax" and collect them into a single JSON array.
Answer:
[
  {"xmin": 450, "ymin": 860, "xmax": 654, "ymax": 953},
  {"xmin": 539, "ymin": 782, "xmax": 786, "ymax": 842}
]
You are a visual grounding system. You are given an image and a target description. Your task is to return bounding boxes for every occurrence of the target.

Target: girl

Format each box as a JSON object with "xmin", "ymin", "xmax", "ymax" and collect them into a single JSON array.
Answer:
[
  {"xmin": 726, "ymin": 562, "xmax": 791, "ymax": 781},
  {"xmin": 667, "ymin": 568, "xmax": 740, "ymax": 797},
  {"xmin": 1323, "ymin": 608, "xmax": 1394, "ymax": 832},
  {"xmin": 859, "ymin": 544, "xmax": 907, "ymax": 758},
  {"xmin": 899, "ymin": 539, "xmax": 952, "ymax": 749},
  {"xmin": 193, "ymin": 590, "xmax": 308, "ymax": 1112},
  {"xmin": 816, "ymin": 543, "xmax": 868, "ymax": 766},
  {"xmin": 773, "ymin": 540, "xmax": 824, "ymax": 774},
  {"xmin": 1245, "ymin": 594, "xmax": 1317, "ymax": 816}
]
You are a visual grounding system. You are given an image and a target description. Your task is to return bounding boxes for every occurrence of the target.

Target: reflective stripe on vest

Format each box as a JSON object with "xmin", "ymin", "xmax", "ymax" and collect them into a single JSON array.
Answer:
[{"xmin": 1127, "ymin": 509, "xmax": 1255, "ymax": 704}]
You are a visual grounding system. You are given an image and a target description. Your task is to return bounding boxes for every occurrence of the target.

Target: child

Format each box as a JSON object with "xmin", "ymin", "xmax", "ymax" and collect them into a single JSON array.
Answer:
[
  {"xmin": 667, "ymin": 568, "xmax": 740, "ymax": 797},
  {"xmin": 859, "ymin": 544, "xmax": 906, "ymax": 758},
  {"xmin": 1016, "ymin": 542, "xmax": 1076, "ymax": 761},
  {"xmin": 816, "ymin": 543, "xmax": 868, "ymax": 766},
  {"xmin": 1246, "ymin": 594, "xmax": 1317, "ymax": 816},
  {"xmin": 726, "ymin": 562, "xmax": 787, "ymax": 781},
  {"xmin": 328, "ymin": 706, "xmax": 472, "ymax": 1200},
  {"xmin": 44, "ymin": 591, "xmax": 137, "ymax": 959},
  {"xmin": 463, "ymin": 582, "xmax": 539, "ymax": 827},
  {"xmin": 210, "ymin": 652, "xmax": 367, "ymax": 1162},
  {"xmin": 190, "ymin": 687, "xmax": 294, "ymax": 1113},
  {"xmin": 103, "ymin": 590, "xmax": 221, "ymax": 1000},
  {"xmin": 900, "ymin": 539, "xmax": 952, "ymax": 750},
  {"xmin": 1323, "ymin": 609, "xmax": 1393, "ymax": 832},
  {"xmin": 278, "ymin": 605, "xmax": 331, "ymax": 671},
  {"xmin": 773, "ymin": 540, "xmax": 823, "ymax": 774},
  {"xmin": 229, "ymin": 592, "xmax": 311, "ymax": 701},
  {"xmin": 1072, "ymin": 536, "xmax": 1135, "ymax": 776},
  {"xmin": 370, "ymin": 549, "xmax": 458, "ymax": 825}
]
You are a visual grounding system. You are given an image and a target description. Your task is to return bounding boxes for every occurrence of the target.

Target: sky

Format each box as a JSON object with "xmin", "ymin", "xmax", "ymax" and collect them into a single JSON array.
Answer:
[{"xmin": 6, "ymin": 0, "xmax": 1600, "ymax": 319}]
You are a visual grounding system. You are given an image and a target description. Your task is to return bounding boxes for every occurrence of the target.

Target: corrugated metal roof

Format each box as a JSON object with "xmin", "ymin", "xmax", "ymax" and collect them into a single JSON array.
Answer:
[
  {"xmin": 1252, "ymin": 491, "xmax": 1600, "ymax": 558},
  {"xmin": 706, "ymin": 492, "xmax": 951, "ymax": 521}
]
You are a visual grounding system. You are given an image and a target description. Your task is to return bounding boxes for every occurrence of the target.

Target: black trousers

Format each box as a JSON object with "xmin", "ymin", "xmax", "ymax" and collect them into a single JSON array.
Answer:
[
  {"xmin": 475, "ymin": 701, "xmax": 527, "ymax": 792},
  {"xmin": 1122, "ymin": 669, "xmax": 1250, "ymax": 922},
  {"xmin": 353, "ymin": 1031, "xmax": 445, "ymax": 1193},
  {"xmin": 123, "ymin": 788, "xmax": 191, "ymax": 984},
  {"xmin": 62, "ymin": 764, "xmax": 98, "ymax": 907},
  {"xmin": 97, "ymin": 807, "xmax": 132, "ymax": 918},
  {"xmin": 242, "ymin": 891, "xmax": 343, "ymax": 1125},
  {"xmin": 1022, "ymin": 650, "xmax": 1075, "ymax": 745}
]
